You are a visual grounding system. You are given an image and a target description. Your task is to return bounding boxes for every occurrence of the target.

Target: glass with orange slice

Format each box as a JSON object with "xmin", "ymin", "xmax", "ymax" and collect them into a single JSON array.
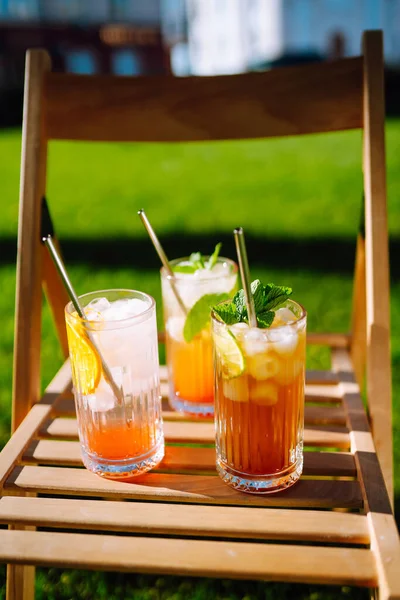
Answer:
[{"xmin": 65, "ymin": 289, "xmax": 164, "ymax": 479}]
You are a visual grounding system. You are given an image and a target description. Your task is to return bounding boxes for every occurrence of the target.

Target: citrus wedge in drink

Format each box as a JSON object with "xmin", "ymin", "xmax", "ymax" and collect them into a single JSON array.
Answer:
[
  {"xmin": 213, "ymin": 327, "xmax": 245, "ymax": 378},
  {"xmin": 66, "ymin": 320, "xmax": 102, "ymax": 394}
]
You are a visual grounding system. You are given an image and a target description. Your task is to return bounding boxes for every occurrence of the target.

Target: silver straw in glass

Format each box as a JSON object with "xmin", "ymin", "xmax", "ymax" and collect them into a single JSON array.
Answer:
[
  {"xmin": 42, "ymin": 235, "xmax": 125, "ymax": 405},
  {"xmin": 138, "ymin": 209, "xmax": 187, "ymax": 315},
  {"xmin": 233, "ymin": 227, "xmax": 257, "ymax": 328}
]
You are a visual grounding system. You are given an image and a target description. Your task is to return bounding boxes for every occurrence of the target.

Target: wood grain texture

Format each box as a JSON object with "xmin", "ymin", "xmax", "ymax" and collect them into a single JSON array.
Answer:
[
  {"xmin": 22, "ymin": 441, "xmax": 356, "ymax": 477},
  {"xmin": 307, "ymin": 332, "xmax": 350, "ymax": 347},
  {"xmin": 0, "ymin": 496, "xmax": 369, "ymax": 544},
  {"xmin": 44, "ymin": 58, "xmax": 363, "ymax": 142},
  {"xmin": 333, "ymin": 346, "xmax": 400, "ymax": 600},
  {"xmin": 52, "ymin": 396, "xmax": 346, "ymax": 424},
  {"xmin": 362, "ymin": 30, "xmax": 393, "ymax": 504},
  {"xmin": 4, "ymin": 466, "xmax": 363, "ymax": 508},
  {"xmin": 10, "ymin": 50, "xmax": 52, "ymax": 592},
  {"xmin": 40, "ymin": 417, "xmax": 350, "ymax": 448},
  {"xmin": 0, "ymin": 405, "xmax": 52, "ymax": 488},
  {"xmin": 0, "ymin": 529, "xmax": 377, "ymax": 586},
  {"xmin": 350, "ymin": 234, "xmax": 367, "ymax": 387},
  {"xmin": 41, "ymin": 239, "xmax": 69, "ymax": 359},
  {"xmin": 12, "ymin": 49, "xmax": 50, "ymax": 432}
]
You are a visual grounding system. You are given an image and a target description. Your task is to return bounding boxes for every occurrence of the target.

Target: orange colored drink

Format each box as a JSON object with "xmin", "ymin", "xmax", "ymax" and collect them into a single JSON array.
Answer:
[
  {"xmin": 166, "ymin": 331, "xmax": 214, "ymax": 405},
  {"xmin": 161, "ymin": 257, "xmax": 237, "ymax": 416},
  {"xmin": 212, "ymin": 300, "xmax": 306, "ymax": 493},
  {"xmin": 82, "ymin": 422, "xmax": 155, "ymax": 461},
  {"xmin": 65, "ymin": 289, "xmax": 164, "ymax": 480}
]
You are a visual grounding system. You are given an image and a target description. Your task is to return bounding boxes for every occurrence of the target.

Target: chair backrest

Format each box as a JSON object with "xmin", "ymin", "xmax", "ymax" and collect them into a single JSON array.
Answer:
[{"xmin": 13, "ymin": 31, "xmax": 392, "ymax": 500}]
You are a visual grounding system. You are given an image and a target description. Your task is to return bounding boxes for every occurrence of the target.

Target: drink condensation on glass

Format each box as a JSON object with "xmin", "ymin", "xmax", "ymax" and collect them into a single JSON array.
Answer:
[
  {"xmin": 212, "ymin": 300, "xmax": 307, "ymax": 493},
  {"xmin": 161, "ymin": 258, "xmax": 238, "ymax": 416},
  {"xmin": 65, "ymin": 289, "xmax": 164, "ymax": 479}
]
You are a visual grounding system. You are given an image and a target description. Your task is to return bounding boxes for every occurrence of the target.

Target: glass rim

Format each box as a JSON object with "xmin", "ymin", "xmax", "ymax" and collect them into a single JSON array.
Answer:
[
  {"xmin": 161, "ymin": 256, "xmax": 238, "ymax": 282},
  {"xmin": 211, "ymin": 298, "xmax": 307, "ymax": 330},
  {"xmin": 65, "ymin": 288, "xmax": 155, "ymax": 328}
]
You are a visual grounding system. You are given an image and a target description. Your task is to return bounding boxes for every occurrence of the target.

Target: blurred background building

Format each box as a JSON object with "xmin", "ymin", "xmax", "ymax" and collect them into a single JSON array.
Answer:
[
  {"xmin": 0, "ymin": 0, "xmax": 399, "ymax": 123},
  {"xmin": 183, "ymin": 0, "xmax": 400, "ymax": 75}
]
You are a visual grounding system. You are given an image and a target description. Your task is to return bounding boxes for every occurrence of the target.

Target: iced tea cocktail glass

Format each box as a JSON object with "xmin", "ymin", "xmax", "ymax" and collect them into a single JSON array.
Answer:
[
  {"xmin": 212, "ymin": 300, "xmax": 306, "ymax": 493},
  {"xmin": 161, "ymin": 258, "xmax": 238, "ymax": 416},
  {"xmin": 65, "ymin": 289, "xmax": 164, "ymax": 479}
]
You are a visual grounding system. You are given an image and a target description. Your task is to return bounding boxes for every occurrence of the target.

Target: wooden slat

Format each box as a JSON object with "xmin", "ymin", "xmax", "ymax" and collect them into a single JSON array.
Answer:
[
  {"xmin": 54, "ymin": 396, "xmax": 345, "ymax": 425},
  {"xmin": 4, "ymin": 466, "xmax": 363, "ymax": 509},
  {"xmin": 0, "ymin": 404, "xmax": 53, "ymax": 488},
  {"xmin": 161, "ymin": 405, "xmax": 346, "ymax": 425},
  {"xmin": 40, "ymin": 417, "xmax": 350, "ymax": 448},
  {"xmin": 44, "ymin": 58, "xmax": 363, "ymax": 142},
  {"xmin": 307, "ymin": 332, "xmax": 350, "ymax": 347},
  {"xmin": 52, "ymin": 366, "xmax": 341, "ymax": 401},
  {"xmin": 306, "ymin": 371, "xmax": 339, "ymax": 385},
  {"xmin": 0, "ymin": 529, "xmax": 376, "ymax": 586},
  {"xmin": 305, "ymin": 384, "xmax": 342, "ymax": 402},
  {"xmin": 0, "ymin": 496, "xmax": 369, "ymax": 545},
  {"xmin": 22, "ymin": 441, "xmax": 356, "ymax": 477},
  {"xmin": 362, "ymin": 29, "xmax": 393, "ymax": 505},
  {"xmin": 333, "ymin": 346, "xmax": 400, "ymax": 600}
]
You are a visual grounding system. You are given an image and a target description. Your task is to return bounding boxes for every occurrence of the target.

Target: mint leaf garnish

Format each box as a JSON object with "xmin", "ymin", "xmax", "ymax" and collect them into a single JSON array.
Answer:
[
  {"xmin": 212, "ymin": 280, "xmax": 293, "ymax": 329},
  {"xmin": 257, "ymin": 311, "xmax": 275, "ymax": 328},
  {"xmin": 232, "ymin": 280, "xmax": 264, "ymax": 320},
  {"xmin": 205, "ymin": 243, "xmax": 222, "ymax": 270},
  {"xmin": 172, "ymin": 264, "xmax": 198, "ymax": 274},
  {"xmin": 264, "ymin": 284, "xmax": 292, "ymax": 311},
  {"xmin": 233, "ymin": 289, "xmax": 246, "ymax": 319},
  {"xmin": 184, "ymin": 292, "xmax": 230, "ymax": 343},
  {"xmin": 172, "ymin": 243, "xmax": 223, "ymax": 275},
  {"xmin": 213, "ymin": 301, "xmax": 239, "ymax": 325},
  {"xmin": 189, "ymin": 251, "xmax": 205, "ymax": 270}
]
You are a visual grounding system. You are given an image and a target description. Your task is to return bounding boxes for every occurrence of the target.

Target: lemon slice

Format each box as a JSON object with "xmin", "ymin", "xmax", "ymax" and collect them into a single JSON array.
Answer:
[
  {"xmin": 214, "ymin": 327, "xmax": 245, "ymax": 378},
  {"xmin": 66, "ymin": 320, "xmax": 102, "ymax": 394}
]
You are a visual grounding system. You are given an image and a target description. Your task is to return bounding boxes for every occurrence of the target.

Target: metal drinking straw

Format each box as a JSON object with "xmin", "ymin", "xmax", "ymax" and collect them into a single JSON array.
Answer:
[
  {"xmin": 138, "ymin": 209, "xmax": 187, "ymax": 315},
  {"xmin": 42, "ymin": 235, "xmax": 125, "ymax": 406},
  {"xmin": 233, "ymin": 227, "xmax": 257, "ymax": 328}
]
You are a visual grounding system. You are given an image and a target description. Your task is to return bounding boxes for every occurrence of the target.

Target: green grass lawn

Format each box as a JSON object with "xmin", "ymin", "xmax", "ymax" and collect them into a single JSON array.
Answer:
[{"xmin": 0, "ymin": 122, "xmax": 399, "ymax": 599}]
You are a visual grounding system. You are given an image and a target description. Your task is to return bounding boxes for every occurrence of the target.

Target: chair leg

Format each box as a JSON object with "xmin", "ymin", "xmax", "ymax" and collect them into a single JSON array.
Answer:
[{"xmin": 6, "ymin": 563, "xmax": 35, "ymax": 600}]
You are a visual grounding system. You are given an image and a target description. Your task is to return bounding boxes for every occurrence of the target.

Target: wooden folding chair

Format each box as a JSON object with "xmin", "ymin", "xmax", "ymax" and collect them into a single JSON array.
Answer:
[{"xmin": 0, "ymin": 30, "xmax": 399, "ymax": 600}]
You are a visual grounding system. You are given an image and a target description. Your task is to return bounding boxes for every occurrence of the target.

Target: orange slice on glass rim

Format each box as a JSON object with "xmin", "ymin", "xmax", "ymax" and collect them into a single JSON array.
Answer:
[{"xmin": 66, "ymin": 310, "xmax": 103, "ymax": 394}]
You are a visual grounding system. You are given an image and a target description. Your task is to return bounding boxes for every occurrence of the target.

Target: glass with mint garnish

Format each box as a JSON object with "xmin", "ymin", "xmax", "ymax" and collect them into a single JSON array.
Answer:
[
  {"xmin": 161, "ymin": 243, "xmax": 238, "ymax": 416},
  {"xmin": 211, "ymin": 279, "xmax": 307, "ymax": 494}
]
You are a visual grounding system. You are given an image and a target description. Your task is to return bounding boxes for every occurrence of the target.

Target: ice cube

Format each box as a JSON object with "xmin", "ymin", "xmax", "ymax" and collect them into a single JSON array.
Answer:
[
  {"xmin": 266, "ymin": 326, "xmax": 298, "ymax": 356},
  {"xmin": 166, "ymin": 316, "xmax": 185, "ymax": 342},
  {"xmin": 85, "ymin": 297, "xmax": 111, "ymax": 319},
  {"xmin": 229, "ymin": 322, "xmax": 249, "ymax": 339},
  {"xmin": 101, "ymin": 298, "xmax": 149, "ymax": 321},
  {"xmin": 248, "ymin": 352, "xmax": 280, "ymax": 380},
  {"xmin": 273, "ymin": 307, "xmax": 296, "ymax": 325},
  {"xmin": 243, "ymin": 328, "xmax": 268, "ymax": 356},
  {"xmin": 87, "ymin": 391, "xmax": 115, "ymax": 412},
  {"xmin": 250, "ymin": 381, "xmax": 278, "ymax": 406},
  {"xmin": 222, "ymin": 377, "xmax": 249, "ymax": 402}
]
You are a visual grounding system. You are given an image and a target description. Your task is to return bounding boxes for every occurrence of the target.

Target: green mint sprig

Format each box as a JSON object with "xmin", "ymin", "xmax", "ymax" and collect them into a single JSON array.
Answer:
[
  {"xmin": 213, "ymin": 279, "xmax": 292, "ymax": 329},
  {"xmin": 173, "ymin": 243, "xmax": 222, "ymax": 274}
]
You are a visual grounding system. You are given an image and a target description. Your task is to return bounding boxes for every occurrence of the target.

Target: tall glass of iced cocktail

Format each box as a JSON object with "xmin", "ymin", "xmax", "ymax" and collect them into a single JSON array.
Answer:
[
  {"xmin": 161, "ymin": 246, "xmax": 238, "ymax": 416},
  {"xmin": 212, "ymin": 281, "xmax": 306, "ymax": 493},
  {"xmin": 65, "ymin": 289, "xmax": 164, "ymax": 479}
]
